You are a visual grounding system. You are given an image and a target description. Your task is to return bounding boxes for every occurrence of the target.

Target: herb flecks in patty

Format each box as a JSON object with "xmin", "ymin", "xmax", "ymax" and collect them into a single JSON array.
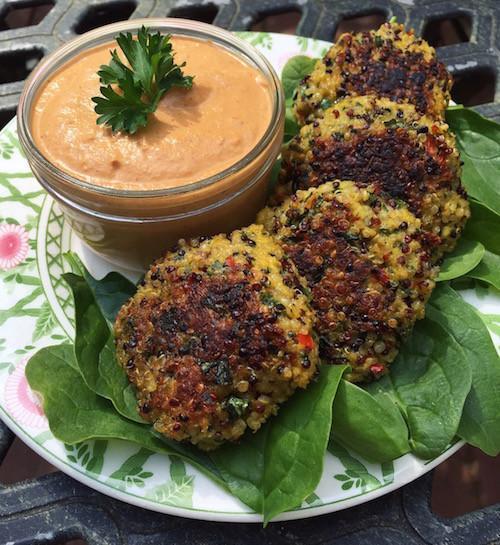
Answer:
[
  {"xmin": 114, "ymin": 225, "xmax": 318, "ymax": 450},
  {"xmin": 294, "ymin": 21, "xmax": 451, "ymax": 124},
  {"xmin": 259, "ymin": 181, "xmax": 437, "ymax": 383}
]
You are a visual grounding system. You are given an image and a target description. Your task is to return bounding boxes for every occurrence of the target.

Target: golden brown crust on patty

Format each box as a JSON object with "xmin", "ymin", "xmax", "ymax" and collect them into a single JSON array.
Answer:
[
  {"xmin": 279, "ymin": 96, "xmax": 469, "ymax": 256},
  {"xmin": 258, "ymin": 181, "xmax": 437, "ymax": 382},
  {"xmin": 294, "ymin": 22, "xmax": 452, "ymax": 124},
  {"xmin": 114, "ymin": 225, "xmax": 318, "ymax": 450}
]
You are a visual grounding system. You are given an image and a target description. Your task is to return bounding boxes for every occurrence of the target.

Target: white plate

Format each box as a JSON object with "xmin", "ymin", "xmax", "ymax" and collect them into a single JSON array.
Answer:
[{"xmin": 0, "ymin": 31, "xmax": 498, "ymax": 523}]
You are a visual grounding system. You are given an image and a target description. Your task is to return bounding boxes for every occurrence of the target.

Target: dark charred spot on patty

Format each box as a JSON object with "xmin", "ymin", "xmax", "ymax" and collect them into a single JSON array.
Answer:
[
  {"xmin": 330, "ymin": 31, "xmax": 448, "ymax": 115},
  {"xmin": 288, "ymin": 130, "xmax": 455, "ymax": 220},
  {"xmin": 121, "ymin": 274, "xmax": 288, "ymax": 394},
  {"xmin": 293, "ymin": 23, "xmax": 453, "ymax": 126},
  {"xmin": 115, "ymin": 226, "xmax": 318, "ymax": 449},
  {"xmin": 279, "ymin": 200, "xmax": 407, "ymax": 366}
]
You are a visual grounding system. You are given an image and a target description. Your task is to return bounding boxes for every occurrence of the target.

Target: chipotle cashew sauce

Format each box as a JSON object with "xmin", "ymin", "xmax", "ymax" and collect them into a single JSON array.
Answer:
[
  {"xmin": 18, "ymin": 19, "xmax": 284, "ymax": 270},
  {"xmin": 31, "ymin": 37, "xmax": 273, "ymax": 191}
]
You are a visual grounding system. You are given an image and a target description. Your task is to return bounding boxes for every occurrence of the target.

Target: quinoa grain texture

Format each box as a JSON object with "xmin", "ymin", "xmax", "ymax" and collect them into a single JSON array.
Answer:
[
  {"xmin": 114, "ymin": 225, "xmax": 318, "ymax": 450},
  {"xmin": 279, "ymin": 96, "xmax": 469, "ymax": 256},
  {"xmin": 259, "ymin": 181, "xmax": 437, "ymax": 382},
  {"xmin": 294, "ymin": 21, "xmax": 451, "ymax": 125}
]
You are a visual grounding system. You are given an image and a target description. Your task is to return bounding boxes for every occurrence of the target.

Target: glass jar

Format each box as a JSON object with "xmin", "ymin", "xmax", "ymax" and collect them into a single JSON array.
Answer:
[{"xmin": 17, "ymin": 18, "xmax": 284, "ymax": 270}]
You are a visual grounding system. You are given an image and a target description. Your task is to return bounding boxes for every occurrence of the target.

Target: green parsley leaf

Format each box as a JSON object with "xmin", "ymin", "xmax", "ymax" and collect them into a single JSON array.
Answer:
[{"xmin": 92, "ymin": 26, "xmax": 193, "ymax": 134}]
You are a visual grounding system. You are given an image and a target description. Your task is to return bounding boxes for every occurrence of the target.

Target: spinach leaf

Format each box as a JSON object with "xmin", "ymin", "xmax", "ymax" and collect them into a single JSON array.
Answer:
[
  {"xmin": 65, "ymin": 251, "xmax": 136, "ymax": 322},
  {"xmin": 284, "ymin": 107, "xmax": 300, "ymax": 143},
  {"xmin": 26, "ymin": 343, "xmax": 226, "ymax": 486},
  {"xmin": 26, "ymin": 344, "xmax": 170, "ymax": 449},
  {"xmin": 366, "ymin": 298, "xmax": 472, "ymax": 459},
  {"xmin": 446, "ymin": 107, "xmax": 500, "ymax": 215},
  {"xmin": 331, "ymin": 379, "xmax": 410, "ymax": 463},
  {"xmin": 428, "ymin": 285, "xmax": 500, "ymax": 456},
  {"xmin": 281, "ymin": 55, "xmax": 318, "ymax": 101},
  {"xmin": 211, "ymin": 365, "xmax": 346, "ymax": 524},
  {"xmin": 466, "ymin": 250, "xmax": 500, "ymax": 291},
  {"xmin": 437, "ymin": 238, "xmax": 485, "ymax": 282},
  {"xmin": 63, "ymin": 272, "xmax": 143, "ymax": 423},
  {"xmin": 464, "ymin": 201, "xmax": 500, "ymax": 255},
  {"xmin": 281, "ymin": 55, "xmax": 318, "ymax": 142}
]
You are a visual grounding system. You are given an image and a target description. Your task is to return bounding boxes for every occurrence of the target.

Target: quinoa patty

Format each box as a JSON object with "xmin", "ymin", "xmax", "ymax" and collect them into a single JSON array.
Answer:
[
  {"xmin": 114, "ymin": 225, "xmax": 318, "ymax": 450},
  {"xmin": 279, "ymin": 96, "xmax": 469, "ymax": 255},
  {"xmin": 294, "ymin": 21, "xmax": 451, "ymax": 124},
  {"xmin": 258, "ymin": 181, "xmax": 437, "ymax": 383}
]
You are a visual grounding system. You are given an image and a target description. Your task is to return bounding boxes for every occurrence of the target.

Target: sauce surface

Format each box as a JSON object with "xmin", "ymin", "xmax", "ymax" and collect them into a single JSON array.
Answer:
[{"xmin": 31, "ymin": 36, "xmax": 272, "ymax": 191}]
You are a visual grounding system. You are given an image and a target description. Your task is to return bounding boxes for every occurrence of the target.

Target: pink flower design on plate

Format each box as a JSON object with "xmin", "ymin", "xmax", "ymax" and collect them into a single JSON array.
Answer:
[
  {"xmin": 0, "ymin": 223, "xmax": 29, "ymax": 270},
  {"xmin": 4, "ymin": 359, "xmax": 47, "ymax": 429}
]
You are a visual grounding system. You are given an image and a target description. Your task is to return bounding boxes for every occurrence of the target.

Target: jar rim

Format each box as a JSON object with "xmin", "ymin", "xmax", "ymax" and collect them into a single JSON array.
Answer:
[{"xmin": 17, "ymin": 18, "xmax": 284, "ymax": 199}]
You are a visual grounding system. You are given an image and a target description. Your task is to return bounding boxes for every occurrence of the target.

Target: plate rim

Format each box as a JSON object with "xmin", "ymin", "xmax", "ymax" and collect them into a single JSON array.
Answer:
[{"xmin": 0, "ymin": 403, "xmax": 464, "ymax": 522}]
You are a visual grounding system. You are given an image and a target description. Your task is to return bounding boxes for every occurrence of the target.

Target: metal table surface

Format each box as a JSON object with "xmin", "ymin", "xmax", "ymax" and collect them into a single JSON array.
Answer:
[{"xmin": 0, "ymin": 1, "xmax": 499, "ymax": 543}]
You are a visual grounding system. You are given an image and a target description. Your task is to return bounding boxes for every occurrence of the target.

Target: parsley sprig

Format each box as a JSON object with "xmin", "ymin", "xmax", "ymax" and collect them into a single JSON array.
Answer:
[{"xmin": 92, "ymin": 26, "xmax": 194, "ymax": 134}]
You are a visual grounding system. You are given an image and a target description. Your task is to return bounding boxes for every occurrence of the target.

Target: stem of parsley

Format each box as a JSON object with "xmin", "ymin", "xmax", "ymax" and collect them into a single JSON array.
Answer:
[{"xmin": 92, "ymin": 26, "xmax": 194, "ymax": 134}]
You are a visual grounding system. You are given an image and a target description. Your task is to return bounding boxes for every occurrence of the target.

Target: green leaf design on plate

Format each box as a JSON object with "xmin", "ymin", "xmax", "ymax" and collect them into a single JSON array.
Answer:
[
  {"xmin": 4, "ymin": 129, "xmax": 26, "ymax": 158},
  {"xmin": 381, "ymin": 461, "xmax": 395, "ymax": 485},
  {"xmin": 0, "ymin": 172, "xmax": 44, "ymax": 212},
  {"xmin": 34, "ymin": 430, "xmax": 53, "ymax": 445},
  {"xmin": 303, "ymin": 491, "xmax": 322, "ymax": 506},
  {"xmin": 0, "ymin": 286, "xmax": 43, "ymax": 327},
  {"xmin": 0, "ymin": 361, "xmax": 15, "ymax": 374},
  {"xmin": 32, "ymin": 301, "xmax": 57, "ymax": 342},
  {"xmin": 329, "ymin": 441, "xmax": 382, "ymax": 493},
  {"xmin": 64, "ymin": 440, "xmax": 107, "ymax": 474},
  {"xmin": 145, "ymin": 456, "xmax": 194, "ymax": 507},
  {"xmin": 0, "ymin": 142, "xmax": 14, "ymax": 160},
  {"xmin": 107, "ymin": 447, "xmax": 155, "ymax": 490},
  {"xmin": 296, "ymin": 36, "xmax": 309, "ymax": 52},
  {"xmin": 237, "ymin": 32, "xmax": 273, "ymax": 50}
]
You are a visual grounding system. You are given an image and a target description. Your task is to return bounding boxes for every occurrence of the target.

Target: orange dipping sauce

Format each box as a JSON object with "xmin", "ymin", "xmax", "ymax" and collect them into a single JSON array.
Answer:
[{"xmin": 31, "ymin": 36, "xmax": 273, "ymax": 191}]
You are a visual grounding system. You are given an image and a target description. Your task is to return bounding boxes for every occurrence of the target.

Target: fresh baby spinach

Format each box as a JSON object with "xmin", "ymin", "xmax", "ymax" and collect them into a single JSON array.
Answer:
[
  {"xmin": 446, "ymin": 106, "xmax": 500, "ymax": 215},
  {"xmin": 463, "ymin": 201, "xmax": 500, "ymax": 255},
  {"xmin": 331, "ymin": 379, "xmax": 410, "ymax": 463},
  {"xmin": 211, "ymin": 365, "xmax": 346, "ymax": 524},
  {"xmin": 428, "ymin": 285, "xmax": 500, "ymax": 456},
  {"xmin": 466, "ymin": 250, "xmax": 500, "ymax": 291},
  {"xmin": 281, "ymin": 55, "xmax": 317, "ymax": 102},
  {"xmin": 30, "ymin": 262, "xmax": 347, "ymax": 521},
  {"xmin": 26, "ymin": 344, "xmax": 168, "ymax": 449},
  {"xmin": 437, "ymin": 238, "xmax": 485, "ymax": 282},
  {"xmin": 366, "ymin": 294, "xmax": 472, "ymax": 459},
  {"xmin": 63, "ymin": 272, "xmax": 143, "ymax": 423},
  {"xmin": 26, "ymin": 343, "xmax": 226, "ymax": 487}
]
